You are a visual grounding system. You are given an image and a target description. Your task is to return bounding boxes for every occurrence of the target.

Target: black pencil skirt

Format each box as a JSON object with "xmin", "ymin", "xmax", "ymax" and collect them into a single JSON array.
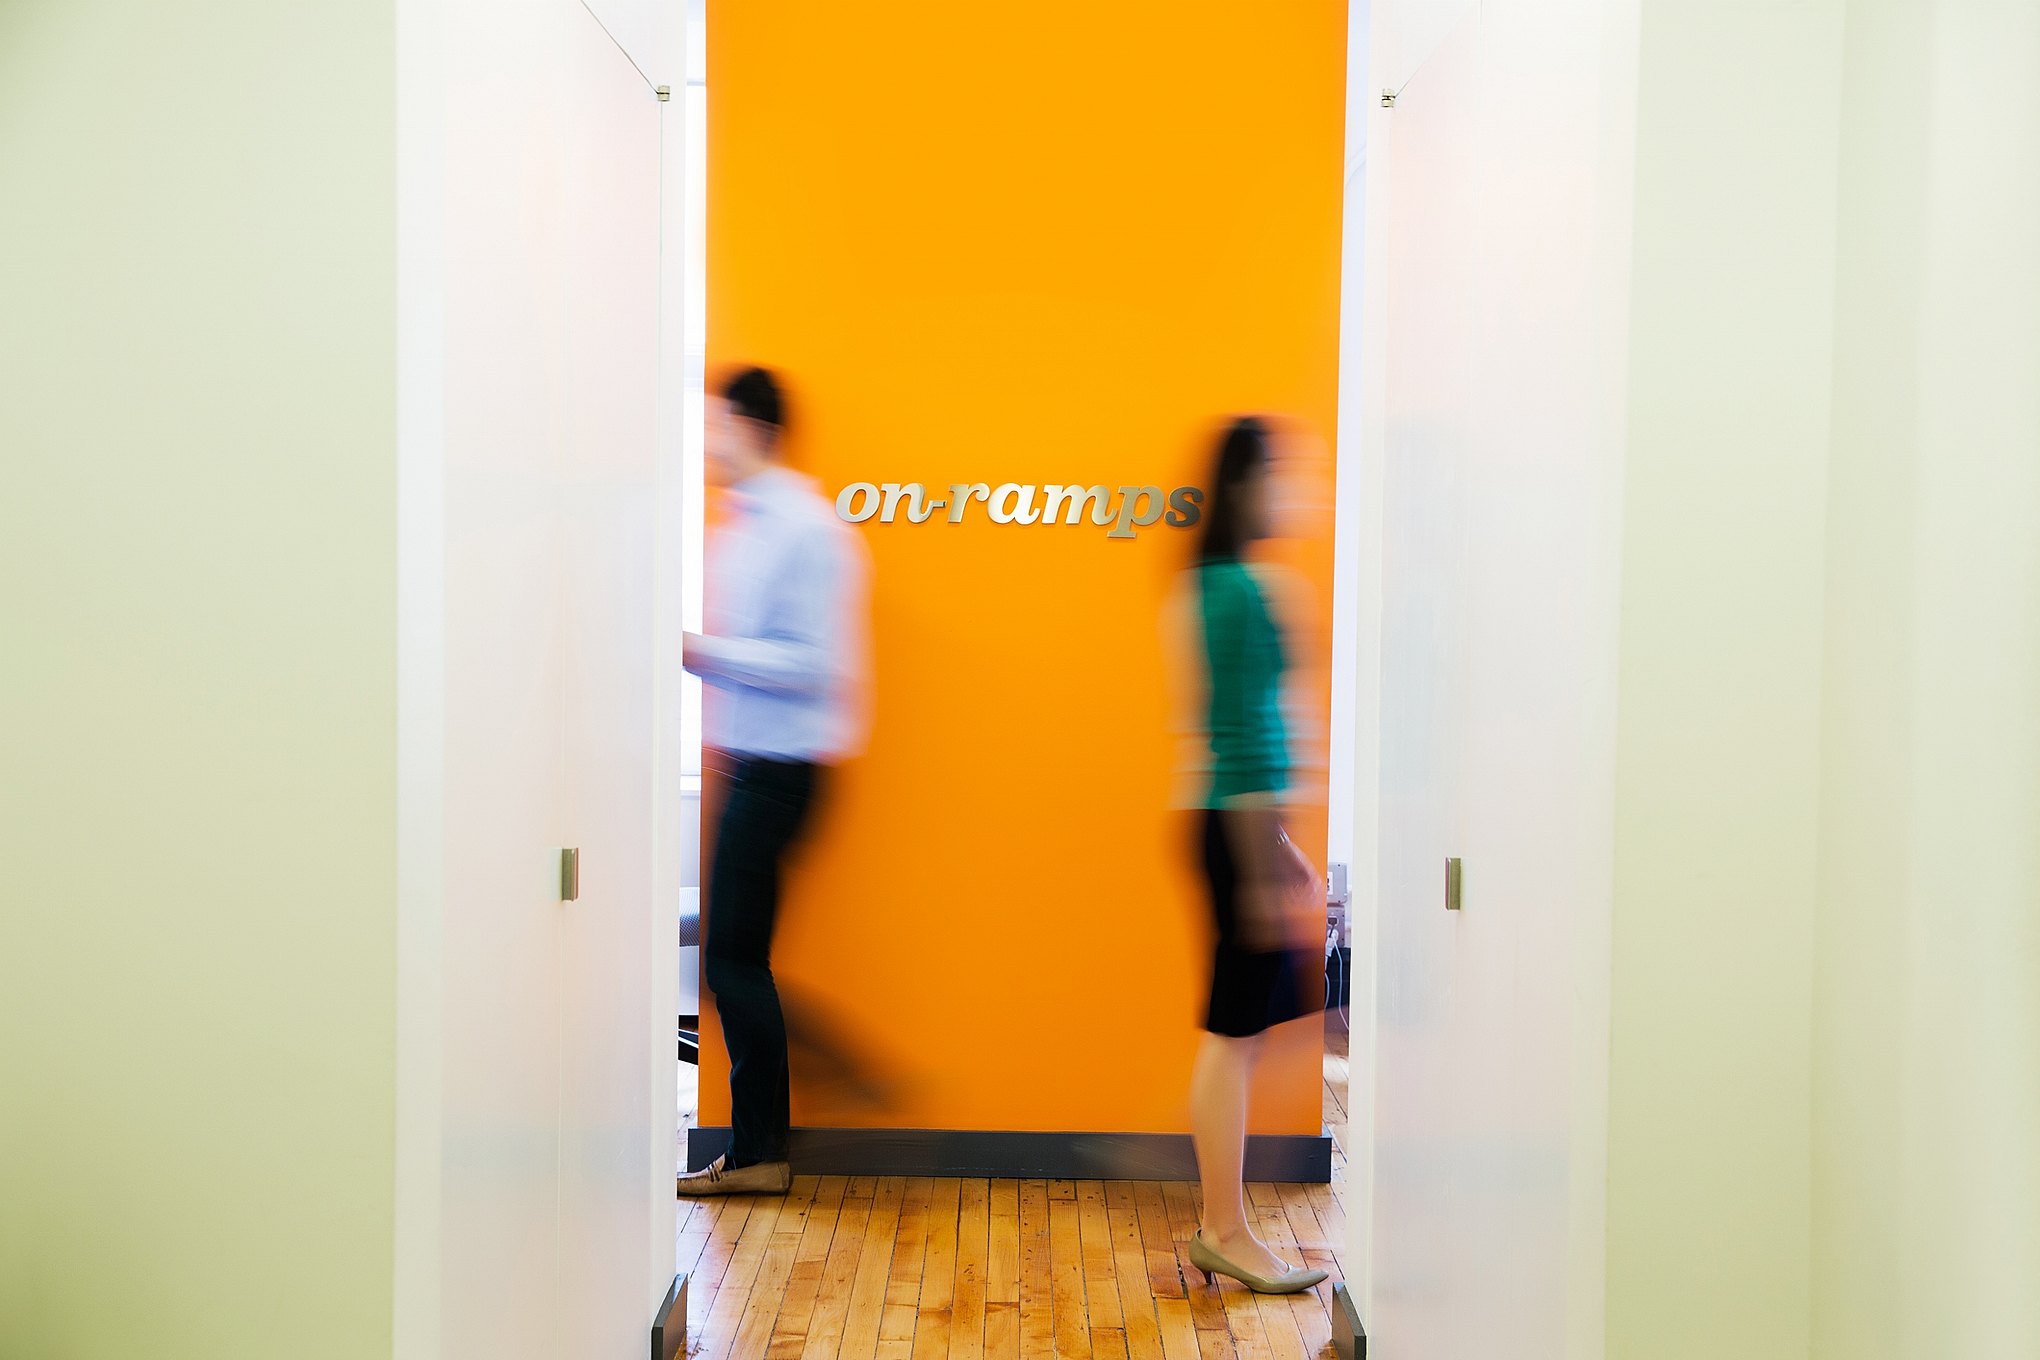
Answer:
[{"xmin": 1198, "ymin": 806, "xmax": 1317, "ymax": 1038}]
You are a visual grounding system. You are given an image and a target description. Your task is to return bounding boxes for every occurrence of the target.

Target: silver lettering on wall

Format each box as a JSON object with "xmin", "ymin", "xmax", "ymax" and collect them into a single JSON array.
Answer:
[
  {"xmin": 987, "ymin": 484, "xmax": 1040, "ymax": 525},
  {"xmin": 946, "ymin": 483, "xmax": 991, "ymax": 523},
  {"xmin": 880, "ymin": 482, "xmax": 934, "ymax": 523},
  {"xmin": 835, "ymin": 482, "xmax": 882, "ymax": 523},
  {"xmin": 1044, "ymin": 485, "xmax": 1114, "ymax": 526},
  {"xmin": 1109, "ymin": 486, "xmax": 1166, "ymax": 540},
  {"xmin": 837, "ymin": 481, "xmax": 1204, "ymax": 539}
]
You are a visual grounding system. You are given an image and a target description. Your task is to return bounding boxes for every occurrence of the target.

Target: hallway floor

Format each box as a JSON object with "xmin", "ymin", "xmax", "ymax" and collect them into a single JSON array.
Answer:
[
  {"xmin": 676, "ymin": 1171, "xmax": 1348, "ymax": 1359},
  {"xmin": 676, "ymin": 1017, "xmax": 1352, "ymax": 1357}
]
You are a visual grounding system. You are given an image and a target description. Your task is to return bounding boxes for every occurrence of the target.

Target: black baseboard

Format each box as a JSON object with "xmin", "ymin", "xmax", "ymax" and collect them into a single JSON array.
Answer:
[
  {"xmin": 1331, "ymin": 1282, "xmax": 1366, "ymax": 1359},
  {"xmin": 650, "ymin": 1272, "xmax": 687, "ymax": 1360},
  {"xmin": 686, "ymin": 1125, "xmax": 1333, "ymax": 1182}
]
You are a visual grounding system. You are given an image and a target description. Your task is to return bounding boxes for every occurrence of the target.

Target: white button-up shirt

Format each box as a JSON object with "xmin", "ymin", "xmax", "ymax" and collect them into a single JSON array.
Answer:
[{"xmin": 687, "ymin": 466, "xmax": 868, "ymax": 762}]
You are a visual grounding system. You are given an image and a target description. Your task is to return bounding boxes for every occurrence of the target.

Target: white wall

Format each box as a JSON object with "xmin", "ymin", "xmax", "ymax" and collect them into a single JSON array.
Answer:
[
  {"xmin": 1355, "ymin": 0, "xmax": 1638, "ymax": 1354},
  {"xmin": 1354, "ymin": 1, "xmax": 2040, "ymax": 1357},
  {"xmin": 1332, "ymin": 0, "xmax": 1381, "ymax": 1307},
  {"xmin": 0, "ymin": 4, "xmax": 400, "ymax": 1357},
  {"xmin": 396, "ymin": 1, "xmax": 678, "ymax": 1357},
  {"xmin": 653, "ymin": 0, "xmax": 704, "ymax": 1302},
  {"xmin": 1328, "ymin": 1, "xmax": 1372, "ymax": 887},
  {"xmin": 9, "ymin": 1, "xmax": 684, "ymax": 1353}
]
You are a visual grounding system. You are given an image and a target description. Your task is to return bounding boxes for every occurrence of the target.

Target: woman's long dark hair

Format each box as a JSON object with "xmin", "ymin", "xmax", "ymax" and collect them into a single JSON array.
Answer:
[{"xmin": 1196, "ymin": 416, "xmax": 1270, "ymax": 562}]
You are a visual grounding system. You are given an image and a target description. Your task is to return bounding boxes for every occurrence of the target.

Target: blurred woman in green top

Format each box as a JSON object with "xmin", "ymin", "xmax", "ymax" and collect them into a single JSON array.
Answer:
[{"xmin": 1182, "ymin": 416, "xmax": 1329, "ymax": 1296}]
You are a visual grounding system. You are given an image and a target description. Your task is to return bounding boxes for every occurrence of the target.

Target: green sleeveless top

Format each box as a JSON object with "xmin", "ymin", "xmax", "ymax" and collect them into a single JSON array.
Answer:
[{"xmin": 1198, "ymin": 559, "xmax": 1289, "ymax": 806}]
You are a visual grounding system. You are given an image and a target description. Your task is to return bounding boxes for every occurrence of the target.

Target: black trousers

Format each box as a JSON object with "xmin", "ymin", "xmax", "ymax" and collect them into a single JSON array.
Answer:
[{"xmin": 705, "ymin": 757, "xmax": 818, "ymax": 1168}]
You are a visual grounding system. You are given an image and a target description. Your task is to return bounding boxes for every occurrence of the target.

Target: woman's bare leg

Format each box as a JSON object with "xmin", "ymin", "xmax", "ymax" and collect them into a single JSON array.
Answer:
[{"xmin": 1190, "ymin": 1030, "xmax": 1292, "ymax": 1278}]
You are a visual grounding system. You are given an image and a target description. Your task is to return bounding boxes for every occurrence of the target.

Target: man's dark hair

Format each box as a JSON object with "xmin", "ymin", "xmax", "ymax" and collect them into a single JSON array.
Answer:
[{"xmin": 721, "ymin": 366, "xmax": 786, "ymax": 440}]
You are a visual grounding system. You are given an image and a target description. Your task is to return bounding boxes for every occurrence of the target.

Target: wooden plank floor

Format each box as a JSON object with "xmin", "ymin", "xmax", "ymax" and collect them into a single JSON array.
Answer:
[
  {"xmin": 676, "ymin": 1018, "xmax": 1352, "ymax": 1358},
  {"xmin": 676, "ymin": 1174, "xmax": 1349, "ymax": 1359}
]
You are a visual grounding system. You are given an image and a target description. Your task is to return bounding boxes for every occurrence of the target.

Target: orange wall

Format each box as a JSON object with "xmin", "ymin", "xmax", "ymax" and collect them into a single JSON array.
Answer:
[{"xmin": 702, "ymin": 1, "xmax": 1346, "ymax": 1138}]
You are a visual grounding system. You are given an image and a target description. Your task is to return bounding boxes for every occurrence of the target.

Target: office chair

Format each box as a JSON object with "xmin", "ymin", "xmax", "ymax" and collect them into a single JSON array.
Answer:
[{"xmin": 678, "ymin": 908, "xmax": 700, "ymax": 1065}]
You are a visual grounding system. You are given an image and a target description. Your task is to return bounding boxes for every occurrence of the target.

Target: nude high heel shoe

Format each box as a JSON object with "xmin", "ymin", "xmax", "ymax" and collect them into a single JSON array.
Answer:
[{"xmin": 1188, "ymin": 1230, "xmax": 1330, "ymax": 1295}]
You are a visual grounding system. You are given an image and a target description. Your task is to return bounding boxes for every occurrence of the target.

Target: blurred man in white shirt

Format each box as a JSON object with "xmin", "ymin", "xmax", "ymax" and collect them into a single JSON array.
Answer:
[{"xmin": 677, "ymin": 366, "xmax": 867, "ymax": 1197}]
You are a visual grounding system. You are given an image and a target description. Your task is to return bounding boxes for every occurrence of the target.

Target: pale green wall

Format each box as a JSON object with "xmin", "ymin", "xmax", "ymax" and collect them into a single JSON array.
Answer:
[
  {"xmin": 1357, "ymin": 1, "xmax": 2034, "ymax": 1354},
  {"xmin": 1607, "ymin": 3, "xmax": 2039, "ymax": 1357},
  {"xmin": 1606, "ymin": 3, "xmax": 1845, "ymax": 1356},
  {"xmin": 0, "ymin": 4, "xmax": 398, "ymax": 1357},
  {"xmin": 1809, "ymin": 6, "xmax": 1930, "ymax": 1354},
  {"xmin": 1814, "ymin": 3, "xmax": 2040, "ymax": 1358}
]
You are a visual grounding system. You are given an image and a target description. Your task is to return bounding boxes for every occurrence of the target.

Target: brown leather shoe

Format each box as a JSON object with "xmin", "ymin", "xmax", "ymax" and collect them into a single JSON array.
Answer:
[{"xmin": 676, "ymin": 1155, "xmax": 792, "ymax": 1197}]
